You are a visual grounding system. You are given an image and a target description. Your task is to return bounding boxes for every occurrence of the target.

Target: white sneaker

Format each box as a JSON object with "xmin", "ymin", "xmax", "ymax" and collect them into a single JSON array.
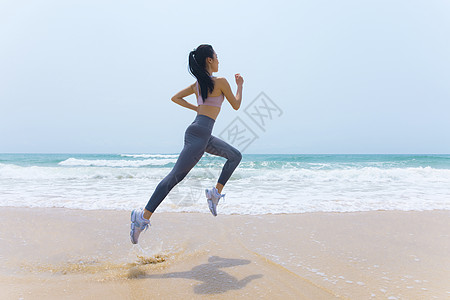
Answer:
[
  {"xmin": 130, "ymin": 208, "xmax": 150, "ymax": 244},
  {"xmin": 205, "ymin": 187, "xmax": 225, "ymax": 217}
]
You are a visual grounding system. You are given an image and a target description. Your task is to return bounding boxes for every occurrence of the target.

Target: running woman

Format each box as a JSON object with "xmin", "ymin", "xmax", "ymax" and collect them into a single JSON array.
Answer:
[{"xmin": 130, "ymin": 44, "xmax": 244, "ymax": 244}]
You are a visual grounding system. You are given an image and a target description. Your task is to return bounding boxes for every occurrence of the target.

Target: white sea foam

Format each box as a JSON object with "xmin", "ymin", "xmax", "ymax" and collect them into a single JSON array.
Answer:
[
  {"xmin": 120, "ymin": 154, "xmax": 179, "ymax": 159},
  {"xmin": 58, "ymin": 158, "xmax": 176, "ymax": 167},
  {"xmin": 0, "ymin": 163, "xmax": 170, "ymax": 180},
  {"xmin": 1, "ymin": 162, "xmax": 449, "ymax": 214}
]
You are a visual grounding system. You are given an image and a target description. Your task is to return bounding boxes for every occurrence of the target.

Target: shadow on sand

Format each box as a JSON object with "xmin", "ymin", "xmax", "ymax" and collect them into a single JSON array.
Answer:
[{"xmin": 132, "ymin": 255, "xmax": 263, "ymax": 295}]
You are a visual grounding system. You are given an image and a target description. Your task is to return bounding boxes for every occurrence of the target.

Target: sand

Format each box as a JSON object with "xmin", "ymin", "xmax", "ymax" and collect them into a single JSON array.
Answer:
[{"xmin": 0, "ymin": 207, "xmax": 449, "ymax": 299}]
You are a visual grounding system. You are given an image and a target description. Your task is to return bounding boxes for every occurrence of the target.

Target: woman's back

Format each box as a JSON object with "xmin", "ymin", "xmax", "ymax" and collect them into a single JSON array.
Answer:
[
  {"xmin": 195, "ymin": 77, "xmax": 225, "ymax": 108},
  {"xmin": 195, "ymin": 77, "xmax": 224, "ymax": 120}
]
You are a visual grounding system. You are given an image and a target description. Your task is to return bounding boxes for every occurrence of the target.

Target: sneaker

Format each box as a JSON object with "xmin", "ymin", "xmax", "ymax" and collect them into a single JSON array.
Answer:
[
  {"xmin": 205, "ymin": 187, "xmax": 225, "ymax": 217},
  {"xmin": 130, "ymin": 208, "xmax": 151, "ymax": 244}
]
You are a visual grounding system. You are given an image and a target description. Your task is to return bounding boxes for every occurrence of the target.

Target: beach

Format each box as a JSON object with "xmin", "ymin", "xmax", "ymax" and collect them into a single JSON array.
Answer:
[
  {"xmin": 2, "ymin": 0, "xmax": 450, "ymax": 298},
  {"xmin": 0, "ymin": 208, "xmax": 448, "ymax": 299}
]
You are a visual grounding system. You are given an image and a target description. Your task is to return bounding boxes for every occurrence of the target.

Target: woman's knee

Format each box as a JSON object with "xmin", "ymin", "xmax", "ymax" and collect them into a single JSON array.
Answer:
[
  {"xmin": 162, "ymin": 169, "xmax": 189, "ymax": 189},
  {"xmin": 231, "ymin": 149, "xmax": 242, "ymax": 164}
]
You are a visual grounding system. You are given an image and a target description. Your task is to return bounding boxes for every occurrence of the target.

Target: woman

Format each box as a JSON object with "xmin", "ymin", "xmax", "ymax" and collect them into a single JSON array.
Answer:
[{"xmin": 130, "ymin": 44, "xmax": 244, "ymax": 244}]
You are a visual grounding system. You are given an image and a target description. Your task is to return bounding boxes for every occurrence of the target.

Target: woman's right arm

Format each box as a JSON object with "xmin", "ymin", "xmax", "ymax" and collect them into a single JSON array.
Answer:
[{"xmin": 220, "ymin": 74, "xmax": 244, "ymax": 110}]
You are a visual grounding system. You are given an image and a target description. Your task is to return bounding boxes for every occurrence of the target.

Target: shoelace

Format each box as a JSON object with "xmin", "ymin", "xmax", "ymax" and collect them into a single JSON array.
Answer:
[
  {"xmin": 213, "ymin": 190, "xmax": 226, "ymax": 202},
  {"xmin": 132, "ymin": 218, "xmax": 150, "ymax": 231},
  {"xmin": 141, "ymin": 223, "xmax": 150, "ymax": 231},
  {"xmin": 142, "ymin": 217, "xmax": 151, "ymax": 229},
  {"xmin": 206, "ymin": 188, "xmax": 226, "ymax": 202}
]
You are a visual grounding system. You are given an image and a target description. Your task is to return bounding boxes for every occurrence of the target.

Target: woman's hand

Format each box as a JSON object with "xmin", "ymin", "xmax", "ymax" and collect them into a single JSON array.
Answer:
[{"xmin": 235, "ymin": 73, "xmax": 244, "ymax": 86}]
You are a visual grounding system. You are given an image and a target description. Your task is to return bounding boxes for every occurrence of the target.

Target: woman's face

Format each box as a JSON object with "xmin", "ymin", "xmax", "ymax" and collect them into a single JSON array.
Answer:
[{"xmin": 208, "ymin": 52, "xmax": 219, "ymax": 73}]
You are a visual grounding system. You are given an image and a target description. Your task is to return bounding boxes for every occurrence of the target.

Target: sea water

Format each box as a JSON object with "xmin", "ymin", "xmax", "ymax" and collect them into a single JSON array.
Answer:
[{"xmin": 0, "ymin": 153, "xmax": 449, "ymax": 214}]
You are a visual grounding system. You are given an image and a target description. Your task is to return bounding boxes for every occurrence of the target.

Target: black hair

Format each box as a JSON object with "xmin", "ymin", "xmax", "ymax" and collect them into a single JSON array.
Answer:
[{"xmin": 188, "ymin": 44, "xmax": 215, "ymax": 102}]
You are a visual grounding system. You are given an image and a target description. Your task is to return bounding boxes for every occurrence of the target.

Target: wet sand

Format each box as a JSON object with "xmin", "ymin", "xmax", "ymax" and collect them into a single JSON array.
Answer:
[{"xmin": 0, "ymin": 207, "xmax": 448, "ymax": 299}]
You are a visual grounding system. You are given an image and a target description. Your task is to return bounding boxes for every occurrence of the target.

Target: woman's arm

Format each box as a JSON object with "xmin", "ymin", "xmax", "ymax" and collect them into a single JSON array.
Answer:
[
  {"xmin": 171, "ymin": 97, "xmax": 198, "ymax": 112},
  {"xmin": 218, "ymin": 75, "xmax": 243, "ymax": 110},
  {"xmin": 171, "ymin": 84, "xmax": 198, "ymax": 112}
]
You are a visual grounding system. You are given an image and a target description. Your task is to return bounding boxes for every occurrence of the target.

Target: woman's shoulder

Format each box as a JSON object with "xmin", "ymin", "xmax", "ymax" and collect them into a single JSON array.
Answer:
[
  {"xmin": 214, "ymin": 77, "xmax": 228, "ymax": 86},
  {"xmin": 193, "ymin": 77, "xmax": 227, "ymax": 88}
]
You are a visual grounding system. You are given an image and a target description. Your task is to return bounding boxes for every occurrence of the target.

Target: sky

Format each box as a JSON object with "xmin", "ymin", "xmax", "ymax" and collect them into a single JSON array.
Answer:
[{"xmin": 1, "ymin": 0, "xmax": 449, "ymax": 154}]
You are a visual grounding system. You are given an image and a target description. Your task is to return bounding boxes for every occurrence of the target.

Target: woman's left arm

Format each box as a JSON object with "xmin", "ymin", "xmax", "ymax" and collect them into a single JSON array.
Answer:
[{"xmin": 171, "ymin": 84, "xmax": 198, "ymax": 112}]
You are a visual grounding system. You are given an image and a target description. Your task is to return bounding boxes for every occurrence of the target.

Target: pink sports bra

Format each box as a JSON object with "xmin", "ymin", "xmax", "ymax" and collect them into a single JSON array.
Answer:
[{"xmin": 196, "ymin": 80, "xmax": 224, "ymax": 108}]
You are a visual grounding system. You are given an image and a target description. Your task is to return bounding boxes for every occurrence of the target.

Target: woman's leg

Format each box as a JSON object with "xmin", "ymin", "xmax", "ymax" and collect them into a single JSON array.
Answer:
[
  {"xmin": 205, "ymin": 135, "xmax": 242, "ymax": 193},
  {"xmin": 144, "ymin": 125, "xmax": 209, "ymax": 218}
]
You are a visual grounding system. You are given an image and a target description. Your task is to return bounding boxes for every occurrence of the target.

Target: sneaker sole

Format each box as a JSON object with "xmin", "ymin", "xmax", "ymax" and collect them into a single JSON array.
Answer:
[
  {"xmin": 130, "ymin": 210, "xmax": 138, "ymax": 244},
  {"xmin": 207, "ymin": 199, "xmax": 217, "ymax": 217},
  {"xmin": 206, "ymin": 189, "xmax": 219, "ymax": 217}
]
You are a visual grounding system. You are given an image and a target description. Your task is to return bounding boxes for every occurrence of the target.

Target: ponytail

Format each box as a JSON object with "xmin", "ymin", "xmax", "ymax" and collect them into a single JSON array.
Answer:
[{"xmin": 188, "ymin": 45, "xmax": 215, "ymax": 102}]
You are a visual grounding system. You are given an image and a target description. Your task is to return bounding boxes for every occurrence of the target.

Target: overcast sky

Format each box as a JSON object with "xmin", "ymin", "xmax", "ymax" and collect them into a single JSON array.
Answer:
[{"xmin": 1, "ymin": 0, "xmax": 449, "ymax": 154}]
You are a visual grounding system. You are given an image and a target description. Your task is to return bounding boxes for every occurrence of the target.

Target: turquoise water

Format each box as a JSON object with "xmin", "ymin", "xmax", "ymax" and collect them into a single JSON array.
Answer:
[{"xmin": 1, "ymin": 153, "xmax": 450, "ymax": 169}]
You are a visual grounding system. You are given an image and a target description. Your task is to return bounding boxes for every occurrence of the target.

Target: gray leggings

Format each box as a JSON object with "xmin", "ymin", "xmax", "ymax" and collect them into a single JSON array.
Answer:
[{"xmin": 145, "ymin": 114, "xmax": 242, "ymax": 213}]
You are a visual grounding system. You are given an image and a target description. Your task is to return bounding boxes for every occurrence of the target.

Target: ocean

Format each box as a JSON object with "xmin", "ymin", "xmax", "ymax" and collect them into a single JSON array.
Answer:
[{"xmin": 1, "ymin": 153, "xmax": 449, "ymax": 214}]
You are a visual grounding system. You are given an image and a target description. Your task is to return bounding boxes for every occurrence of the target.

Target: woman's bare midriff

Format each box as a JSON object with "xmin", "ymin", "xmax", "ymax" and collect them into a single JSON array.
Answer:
[{"xmin": 197, "ymin": 105, "xmax": 220, "ymax": 120}]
